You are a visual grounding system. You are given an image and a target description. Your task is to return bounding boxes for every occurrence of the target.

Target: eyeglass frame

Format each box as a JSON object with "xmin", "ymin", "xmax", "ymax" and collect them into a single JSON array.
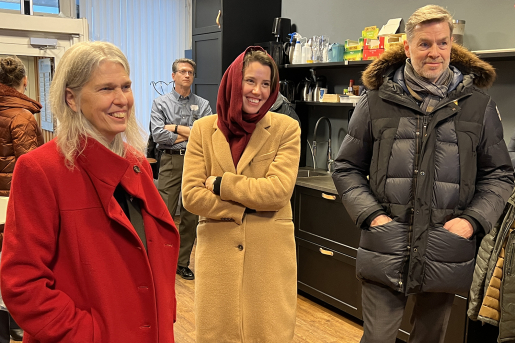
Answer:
[{"xmin": 175, "ymin": 70, "xmax": 195, "ymax": 77}]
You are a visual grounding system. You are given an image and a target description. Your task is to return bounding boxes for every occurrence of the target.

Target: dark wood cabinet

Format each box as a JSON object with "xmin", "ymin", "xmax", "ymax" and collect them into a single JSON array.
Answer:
[
  {"xmin": 192, "ymin": 0, "xmax": 281, "ymax": 112},
  {"xmin": 192, "ymin": 0, "xmax": 221, "ymax": 35},
  {"xmin": 293, "ymin": 186, "xmax": 362, "ymax": 318}
]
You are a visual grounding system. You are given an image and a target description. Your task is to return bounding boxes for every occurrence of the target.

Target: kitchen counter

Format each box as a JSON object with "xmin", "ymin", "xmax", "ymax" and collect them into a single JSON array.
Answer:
[{"xmin": 295, "ymin": 175, "xmax": 337, "ymax": 194}]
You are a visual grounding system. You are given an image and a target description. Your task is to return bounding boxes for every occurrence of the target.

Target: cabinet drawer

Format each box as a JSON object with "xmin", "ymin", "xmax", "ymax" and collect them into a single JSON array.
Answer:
[
  {"xmin": 294, "ymin": 186, "xmax": 360, "ymax": 257},
  {"xmin": 297, "ymin": 238, "xmax": 362, "ymax": 319}
]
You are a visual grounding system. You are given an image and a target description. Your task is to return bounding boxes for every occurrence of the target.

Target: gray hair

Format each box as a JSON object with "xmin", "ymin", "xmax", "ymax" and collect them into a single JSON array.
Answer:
[
  {"xmin": 172, "ymin": 58, "xmax": 196, "ymax": 75},
  {"xmin": 0, "ymin": 55, "xmax": 26, "ymax": 88},
  {"xmin": 405, "ymin": 5, "xmax": 453, "ymax": 42},
  {"xmin": 50, "ymin": 41, "xmax": 146, "ymax": 169}
]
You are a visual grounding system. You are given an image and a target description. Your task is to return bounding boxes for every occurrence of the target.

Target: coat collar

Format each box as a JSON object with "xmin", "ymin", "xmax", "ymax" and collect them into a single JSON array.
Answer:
[
  {"xmin": 75, "ymin": 138, "xmax": 170, "ymax": 233},
  {"xmin": 212, "ymin": 112, "xmax": 272, "ymax": 174},
  {"xmin": 362, "ymin": 43, "xmax": 496, "ymax": 91}
]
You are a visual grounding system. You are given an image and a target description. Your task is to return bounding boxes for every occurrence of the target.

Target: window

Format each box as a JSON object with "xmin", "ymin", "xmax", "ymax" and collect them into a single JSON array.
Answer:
[
  {"xmin": 34, "ymin": 0, "xmax": 59, "ymax": 14},
  {"xmin": 0, "ymin": 0, "xmax": 64, "ymax": 15},
  {"xmin": 0, "ymin": 0, "xmax": 21, "ymax": 11}
]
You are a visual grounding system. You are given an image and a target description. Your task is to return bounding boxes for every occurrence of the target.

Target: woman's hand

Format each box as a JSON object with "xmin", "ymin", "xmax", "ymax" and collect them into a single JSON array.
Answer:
[{"xmin": 204, "ymin": 176, "xmax": 217, "ymax": 193}]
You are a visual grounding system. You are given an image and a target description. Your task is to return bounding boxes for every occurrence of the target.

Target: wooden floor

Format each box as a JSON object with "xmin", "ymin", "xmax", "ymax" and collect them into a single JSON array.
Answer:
[{"xmin": 174, "ymin": 244, "xmax": 364, "ymax": 343}]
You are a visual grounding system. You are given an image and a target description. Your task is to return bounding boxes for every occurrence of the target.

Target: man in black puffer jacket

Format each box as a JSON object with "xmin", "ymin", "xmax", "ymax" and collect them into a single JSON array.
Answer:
[{"xmin": 332, "ymin": 5, "xmax": 514, "ymax": 343}]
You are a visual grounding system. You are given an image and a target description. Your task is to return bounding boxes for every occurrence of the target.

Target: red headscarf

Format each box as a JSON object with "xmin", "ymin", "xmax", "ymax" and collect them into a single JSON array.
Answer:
[{"xmin": 216, "ymin": 46, "xmax": 279, "ymax": 167}]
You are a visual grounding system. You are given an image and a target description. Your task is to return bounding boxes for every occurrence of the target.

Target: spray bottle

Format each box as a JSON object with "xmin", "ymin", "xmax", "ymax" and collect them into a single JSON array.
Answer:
[
  {"xmin": 287, "ymin": 33, "xmax": 296, "ymax": 64},
  {"xmin": 292, "ymin": 33, "xmax": 303, "ymax": 64}
]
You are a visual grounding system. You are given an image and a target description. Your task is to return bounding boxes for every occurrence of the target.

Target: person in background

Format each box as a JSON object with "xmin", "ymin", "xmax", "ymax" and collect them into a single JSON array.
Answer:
[
  {"xmin": 182, "ymin": 46, "xmax": 300, "ymax": 342},
  {"xmin": 507, "ymin": 129, "xmax": 515, "ymax": 168},
  {"xmin": 0, "ymin": 55, "xmax": 44, "ymax": 343},
  {"xmin": 0, "ymin": 41, "xmax": 180, "ymax": 343},
  {"xmin": 150, "ymin": 58, "xmax": 212, "ymax": 280},
  {"xmin": 332, "ymin": 5, "xmax": 514, "ymax": 343},
  {"xmin": 270, "ymin": 91, "xmax": 300, "ymax": 123}
]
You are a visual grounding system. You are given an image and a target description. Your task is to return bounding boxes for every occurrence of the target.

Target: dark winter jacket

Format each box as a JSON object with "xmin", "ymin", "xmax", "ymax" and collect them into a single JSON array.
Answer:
[
  {"xmin": 270, "ymin": 92, "xmax": 300, "ymax": 124},
  {"xmin": 507, "ymin": 130, "xmax": 515, "ymax": 169},
  {"xmin": 332, "ymin": 44, "xmax": 514, "ymax": 295},
  {"xmin": 468, "ymin": 189, "xmax": 515, "ymax": 342}
]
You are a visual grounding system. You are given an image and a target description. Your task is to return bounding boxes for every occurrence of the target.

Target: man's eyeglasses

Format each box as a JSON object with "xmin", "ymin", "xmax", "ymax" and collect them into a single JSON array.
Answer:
[{"xmin": 176, "ymin": 70, "xmax": 194, "ymax": 76}]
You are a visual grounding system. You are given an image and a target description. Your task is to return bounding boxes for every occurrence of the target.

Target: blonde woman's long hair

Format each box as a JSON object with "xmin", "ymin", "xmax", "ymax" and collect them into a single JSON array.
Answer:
[{"xmin": 50, "ymin": 41, "xmax": 146, "ymax": 169}]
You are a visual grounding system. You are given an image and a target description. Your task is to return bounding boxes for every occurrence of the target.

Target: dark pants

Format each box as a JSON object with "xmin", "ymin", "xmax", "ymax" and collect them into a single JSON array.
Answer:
[
  {"xmin": 0, "ymin": 311, "xmax": 23, "ymax": 343},
  {"xmin": 157, "ymin": 153, "xmax": 198, "ymax": 268},
  {"xmin": 360, "ymin": 281, "xmax": 454, "ymax": 343}
]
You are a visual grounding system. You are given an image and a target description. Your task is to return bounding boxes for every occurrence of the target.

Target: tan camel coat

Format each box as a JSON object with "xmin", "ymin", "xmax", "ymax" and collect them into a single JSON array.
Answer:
[{"xmin": 182, "ymin": 111, "xmax": 300, "ymax": 343}]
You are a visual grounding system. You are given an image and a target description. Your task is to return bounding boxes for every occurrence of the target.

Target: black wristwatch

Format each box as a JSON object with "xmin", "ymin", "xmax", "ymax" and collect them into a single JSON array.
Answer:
[{"xmin": 174, "ymin": 125, "xmax": 179, "ymax": 134}]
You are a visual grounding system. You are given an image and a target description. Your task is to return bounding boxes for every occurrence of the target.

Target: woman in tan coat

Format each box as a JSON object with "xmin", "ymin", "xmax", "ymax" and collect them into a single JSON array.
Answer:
[{"xmin": 182, "ymin": 46, "xmax": 300, "ymax": 342}]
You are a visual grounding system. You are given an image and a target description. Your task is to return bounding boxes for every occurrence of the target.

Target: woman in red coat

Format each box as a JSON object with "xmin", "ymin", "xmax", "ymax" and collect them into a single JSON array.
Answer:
[{"xmin": 0, "ymin": 41, "xmax": 180, "ymax": 343}]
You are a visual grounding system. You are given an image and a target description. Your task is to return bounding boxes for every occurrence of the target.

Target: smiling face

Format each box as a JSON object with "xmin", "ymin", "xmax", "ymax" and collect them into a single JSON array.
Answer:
[
  {"xmin": 404, "ymin": 20, "xmax": 452, "ymax": 82},
  {"xmin": 65, "ymin": 60, "xmax": 133, "ymax": 143},
  {"xmin": 241, "ymin": 61, "xmax": 271, "ymax": 114}
]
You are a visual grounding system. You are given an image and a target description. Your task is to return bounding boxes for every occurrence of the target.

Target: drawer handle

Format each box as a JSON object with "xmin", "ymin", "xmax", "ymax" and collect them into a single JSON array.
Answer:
[
  {"xmin": 319, "ymin": 248, "xmax": 334, "ymax": 256},
  {"xmin": 216, "ymin": 10, "xmax": 221, "ymax": 28},
  {"xmin": 321, "ymin": 193, "xmax": 336, "ymax": 201}
]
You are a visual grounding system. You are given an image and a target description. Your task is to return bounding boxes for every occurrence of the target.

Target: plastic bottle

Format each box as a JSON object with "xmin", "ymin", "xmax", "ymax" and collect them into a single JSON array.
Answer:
[
  {"xmin": 293, "ymin": 41, "xmax": 302, "ymax": 64},
  {"xmin": 301, "ymin": 38, "xmax": 311, "ymax": 64},
  {"xmin": 292, "ymin": 33, "xmax": 303, "ymax": 64},
  {"xmin": 287, "ymin": 33, "xmax": 296, "ymax": 65},
  {"xmin": 348, "ymin": 79, "xmax": 354, "ymax": 94}
]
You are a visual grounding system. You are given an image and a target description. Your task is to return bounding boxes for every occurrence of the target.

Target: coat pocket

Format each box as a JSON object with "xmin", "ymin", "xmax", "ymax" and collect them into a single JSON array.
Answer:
[
  {"xmin": 356, "ymin": 221, "xmax": 408, "ymax": 290},
  {"xmin": 252, "ymin": 150, "xmax": 276, "ymax": 163},
  {"xmin": 359, "ymin": 220, "xmax": 408, "ymax": 254},
  {"xmin": 422, "ymin": 226, "xmax": 476, "ymax": 293}
]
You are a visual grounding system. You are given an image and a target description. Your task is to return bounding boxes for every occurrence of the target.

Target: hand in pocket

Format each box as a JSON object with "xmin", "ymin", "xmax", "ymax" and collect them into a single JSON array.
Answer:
[
  {"xmin": 443, "ymin": 218, "xmax": 473, "ymax": 239},
  {"xmin": 370, "ymin": 214, "xmax": 392, "ymax": 227}
]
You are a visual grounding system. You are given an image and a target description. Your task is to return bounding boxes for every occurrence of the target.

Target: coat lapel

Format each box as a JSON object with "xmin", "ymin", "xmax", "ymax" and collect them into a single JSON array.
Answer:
[
  {"xmin": 212, "ymin": 119, "xmax": 237, "ymax": 174},
  {"xmin": 236, "ymin": 113, "xmax": 272, "ymax": 174}
]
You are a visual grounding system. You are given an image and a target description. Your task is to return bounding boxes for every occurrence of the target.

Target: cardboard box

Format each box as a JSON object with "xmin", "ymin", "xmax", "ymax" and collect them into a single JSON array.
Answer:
[
  {"xmin": 362, "ymin": 26, "xmax": 379, "ymax": 39},
  {"xmin": 321, "ymin": 94, "xmax": 340, "ymax": 103},
  {"xmin": 363, "ymin": 48, "xmax": 384, "ymax": 60},
  {"xmin": 384, "ymin": 33, "xmax": 407, "ymax": 51},
  {"xmin": 344, "ymin": 50, "xmax": 363, "ymax": 61},
  {"xmin": 363, "ymin": 36, "xmax": 385, "ymax": 50},
  {"xmin": 344, "ymin": 39, "xmax": 362, "ymax": 51}
]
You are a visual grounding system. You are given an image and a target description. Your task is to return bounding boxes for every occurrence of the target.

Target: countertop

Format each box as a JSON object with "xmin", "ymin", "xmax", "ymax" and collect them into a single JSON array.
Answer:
[{"xmin": 295, "ymin": 175, "xmax": 338, "ymax": 194}]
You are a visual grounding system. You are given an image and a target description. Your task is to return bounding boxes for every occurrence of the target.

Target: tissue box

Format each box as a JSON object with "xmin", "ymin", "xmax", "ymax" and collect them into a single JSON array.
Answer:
[
  {"xmin": 363, "ymin": 36, "xmax": 385, "ymax": 50},
  {"xmin": 363, "ymin": 49, "xmax": 384, "ymax": 60}
]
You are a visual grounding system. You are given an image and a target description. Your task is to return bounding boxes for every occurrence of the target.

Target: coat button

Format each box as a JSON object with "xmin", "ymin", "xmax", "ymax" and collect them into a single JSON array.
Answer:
[
  {"xmin": 238, "ymin": 245, "xmax": 244, "ymax": 251},
  {"xmin": 414, "ymin": 248, "xmax": 418, "ymax": 252},
  {"xmin": 133, "ymin": 165, "xmax": 141, "ymax": 173},
  {"xmin": 420, "ymin": 171, "xmax": 425, "ymax": 176}
]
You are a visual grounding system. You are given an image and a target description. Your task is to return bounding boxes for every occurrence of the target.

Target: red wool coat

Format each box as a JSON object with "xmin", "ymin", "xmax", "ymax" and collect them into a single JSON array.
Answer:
[{"xmin": 0, "ymin": 138, "xmax": 180, "ymax": 343}]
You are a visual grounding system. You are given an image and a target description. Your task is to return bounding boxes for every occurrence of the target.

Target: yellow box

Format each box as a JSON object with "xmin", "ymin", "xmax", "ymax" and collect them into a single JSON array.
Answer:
[
  {"xmin": 384, "ymin": 33, "xmax": 407, "ymax": 51},
  {"xmin": 362, "ymin": 26, "xmax": 379, "ymax": 39},
  {"xmin": 345, "ymin": 39, "xmax": 362, "ymax": 51},
  {"xmin": 344, "ymin": 50, "xmax": 363, "ymax": 61}
]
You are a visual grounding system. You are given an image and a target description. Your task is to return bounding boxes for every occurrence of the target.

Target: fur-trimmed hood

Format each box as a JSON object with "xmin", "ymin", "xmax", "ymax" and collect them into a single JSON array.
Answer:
[{"xmin": 362, "ymin": 43, "xmax": 496, "ymax": 90}]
